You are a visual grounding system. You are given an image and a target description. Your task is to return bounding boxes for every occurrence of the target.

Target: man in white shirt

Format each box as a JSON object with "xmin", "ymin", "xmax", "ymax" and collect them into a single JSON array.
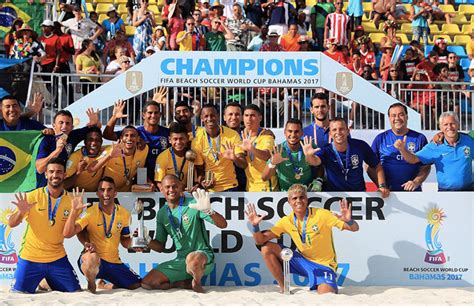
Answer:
[{"xmin": 61, "ymin": 5, "xmax": 103, "ymax": 51}]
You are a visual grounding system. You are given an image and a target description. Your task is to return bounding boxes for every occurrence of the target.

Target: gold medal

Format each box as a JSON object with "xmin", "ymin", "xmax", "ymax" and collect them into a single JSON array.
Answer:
[
  {"xmin": 126, "ymin": 179, "xmax": 130, "ymax": 186},
  {"xmin": 295, "ymin": 174, "xmax": 301, "ymax": 180},
  {"xmin": 49, "ymin": 219, "xmax": 55, "ymax": 226}
]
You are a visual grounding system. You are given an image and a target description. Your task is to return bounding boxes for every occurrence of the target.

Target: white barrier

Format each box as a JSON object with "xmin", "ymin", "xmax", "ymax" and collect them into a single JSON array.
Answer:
[{"xmin": 0, "ymin": 192, "xmax": 472, "ymax": 287}]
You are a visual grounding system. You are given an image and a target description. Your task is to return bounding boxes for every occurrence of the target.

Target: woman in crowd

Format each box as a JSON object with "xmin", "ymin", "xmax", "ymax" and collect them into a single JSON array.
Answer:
[
  {"xmin": 151, "ymin": 26, "xmax": 167, "ymax": 51},
  {"xmin": 167, "ymin": 3, "xmax": 184, "ymax": 51},
  {"xmin": 75, "ymin": 39, "xmax": 102, "ymax": 95},
  {"xmin": 410, "ymin": 0, "xmax": 429, "ymax": 46},
  {"xmin": 4, "ymin": 18, "xmax": 24, "ymax": 56},
  {"xmin": 133, "ymin": 0, "xmax": 156, "ymax": 62},
  {"xmin": 102, "ymin": 5, "xmax": 126, "ymax": 40},
  {"xmin": 102, "ymin": 30, "xmax": 136, "ymax": 65}
]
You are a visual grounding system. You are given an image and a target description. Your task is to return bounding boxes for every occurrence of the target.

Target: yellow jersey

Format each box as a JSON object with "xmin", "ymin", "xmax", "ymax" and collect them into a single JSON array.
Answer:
[
  {"xmin": 103, "ymin": 145, "xmax": 148, "ymax": 192},
  {"xmin": 18, "ymin": 188, "xmax": 72, "ymax": 263},
  {"xmin": 191, "ymin": 126, "xmax": 244, "ymax": 192},
  {"xmin": 245, "ymin": 132, "xmax": 278, "ymax": 191},
  {"xmin": 76, "ymin": 203, "xmax": 130, "ymax": 264},
  {"xmin": 187, "ymin": 125, "xmax": 204, "ymax": 143},
  {"xmin": 270, "ymin": 207, "xmax": 345, "ymax": 271},
  {"xmin": 154, "ymin": 148, "xmax": 192, "ymax": 186},
  {"xmin": 65, "ymin": 146, "xmax": 110, "ymax": 192}
]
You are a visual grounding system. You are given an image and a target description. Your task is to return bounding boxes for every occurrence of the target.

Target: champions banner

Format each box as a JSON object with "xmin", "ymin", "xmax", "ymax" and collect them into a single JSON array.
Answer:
[{"xmin": 0, "ymin": 192, "xmax": 472, "ymax": 287}]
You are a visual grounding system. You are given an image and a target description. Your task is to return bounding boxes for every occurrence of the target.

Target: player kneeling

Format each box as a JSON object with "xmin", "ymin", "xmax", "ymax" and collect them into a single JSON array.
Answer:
[
  {"xmin": 63, "ymin": 177, "xmax": 141, "ymax": 293},
  {"xmin": 245, "ymin": 184, "xmax": 359, "ymax": 294}
]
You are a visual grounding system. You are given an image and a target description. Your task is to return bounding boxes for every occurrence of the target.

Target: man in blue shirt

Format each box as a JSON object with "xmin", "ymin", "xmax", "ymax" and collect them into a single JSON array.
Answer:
[
  {"xmin": 303, "ymin": 117, "xmax": 390, "ymax": 197},
  {"xmin": 103, "ymin": 100, "xmax": 170, "ymax": 182},
  {"xmin": 302, "ymin": 92, "xmax": 331, "ymax": 148},
  {"xmin": 395, "ymin": 112, "xmax": 473, "ymax": 191},
  {"xmin": 371, "ymin": 103, "xmax": 430, "ymax": 191},
  {"xmin": 35, "ymin": 109, "xmax": 100, "ymax": 187},
  {"xmin": 0, "ymin": 94, "xmax": 47, "ymax": 132}
]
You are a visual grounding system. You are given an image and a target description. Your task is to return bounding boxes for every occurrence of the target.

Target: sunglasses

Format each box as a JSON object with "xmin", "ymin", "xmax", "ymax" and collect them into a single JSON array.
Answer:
[
  {"xmin": 123, "ymin": 61, "xmax": 130, "ymax": 64},
  {"xmin": 187, "ymin": 23, "xmax": 195, "ymax": 25},
  {"xmin": 448, "ymin": 56, "xmax": 456, "ymax": 59},
  {"xmin": 390, "ymin": 69, "xmax": 397, "ymax": 72}
]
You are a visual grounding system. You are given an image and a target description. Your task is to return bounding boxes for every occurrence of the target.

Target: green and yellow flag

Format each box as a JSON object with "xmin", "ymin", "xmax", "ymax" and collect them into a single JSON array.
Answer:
[
  {"xmin": 0, "ymin": 131, "xmax": 42, "ymax": 193},
  {"xmin": 0, "ymin": 1, "xmax": 44, "ymax": 40}
]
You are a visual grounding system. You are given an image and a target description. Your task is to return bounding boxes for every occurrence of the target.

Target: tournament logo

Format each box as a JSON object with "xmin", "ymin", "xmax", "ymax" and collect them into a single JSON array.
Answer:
[
  {"xmin": 335, "ymin": 72, "xmax": 353, "ymax": 95},
  {"xmin": 126, "ymin": 71, "xmax": 143, "ymax": 94},
  {"xmin": 350, "ymin": 155, "xmax": 359, "ymax": 168},
  {"xmin": 407, "ymin": 142, "xmax": 416, "ymax": 153},
  {"xmin": 0, "ymin": 208, "xmax": 18, "ymax": 264},
  {"xmin": 424, "ymin": 207, "xmax": 447, "ymax": 264}
]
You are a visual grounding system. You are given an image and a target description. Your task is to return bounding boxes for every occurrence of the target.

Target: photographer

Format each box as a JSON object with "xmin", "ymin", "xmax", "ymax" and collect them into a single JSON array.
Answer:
[{"xmin": 204, "ymin": 17, "xmax": 234, "ymax": 51}]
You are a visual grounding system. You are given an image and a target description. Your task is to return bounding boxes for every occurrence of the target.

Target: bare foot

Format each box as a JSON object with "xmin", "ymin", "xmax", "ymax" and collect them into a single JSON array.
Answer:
[
  {"xmin": 192, "ymin": 279, "xmax": 205, "ymax": 293},
  {"xmin": 97, "ymin": 279, "xmax": 114, "ymax": 290},
  {"xmin": 38, "ymin": 279, "xmax": 51, "ymax": 292},
  {"xmin": 87, "ymin": 278, "xmax": 96, "ymax": 293}
]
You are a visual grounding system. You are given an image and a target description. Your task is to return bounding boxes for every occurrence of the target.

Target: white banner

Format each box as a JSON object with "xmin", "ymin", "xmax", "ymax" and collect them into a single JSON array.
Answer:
[{"xmin": 0, "ymin": 192, "xmax": 472, "ymax": 287}]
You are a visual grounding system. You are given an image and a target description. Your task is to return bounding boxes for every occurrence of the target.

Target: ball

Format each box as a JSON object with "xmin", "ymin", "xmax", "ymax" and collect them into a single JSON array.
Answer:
[
  {"xmin": 185, "ymin": 150, "xmax": 197, "ymax": 161},
  {"xmin": 280, "ymin": 248, "xmax": 293, "ymax": 261}
]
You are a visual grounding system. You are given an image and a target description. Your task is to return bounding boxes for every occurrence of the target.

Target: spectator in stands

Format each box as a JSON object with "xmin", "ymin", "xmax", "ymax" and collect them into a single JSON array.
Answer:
[
  {"xmin": 410, "ymin": 0, "xmax": 429, "ymax": 46},
  {"xmin": 133, "ymin": 0, "xmax": 155, "ymax": 62},
  {"xmin": 371, "ymin": 0, "xmax": 396, "ymax": 29},
  {"xmin": 102, "ymin": 30, "xmax": 136, "ymax": 65},
  {"xmin": 209, "ymin": 1, "xmax": 226, "ymax": 23},
  {"xmin": 239, "ymin": 104, "xmax": 276, "ymax": 191},
  {"xmin": 324, "ymin": 0, "xmax": 350, "ymax": 47},
  {"xmin": 205, "ymin": 17, "xmax": 234, "ymax": 51},
  {"xmin": 225, "ymin": 3, "xmax": 259, "ymax": 51},
  {"xmin": 89, "ymin": 12, "xmax": 106, "ymax": 55},
  {"xmin": 116, "ymin": 55, "xmax": 132, "ymax": 74},
  {"xmin": 371, "ymin": 103, "xmax": 430, "ymax": 191},
  {"xmin": 105, "ymin": 46, "xmax": 134, "ymax": 74},
  {"xmin": 323, "ymin": 38, "xmax": 345, "ymax": 62},
  {"xmin": 348, "ymin": 50, "xmax": 364, "ymax": 75},
  {"xmin": 155, "ymin": 123, "xmax": 199, "ymax": 191},
  {"xmin": 357, "ymin": 37, "xmax": 376, "ymax": 73},
  {"xmin": 296, "ymin": 12, "xmax": 308, "ymax": 35},
  {"xmin": 176, "ymin": 17, "xmax": 206, "ymax": 51},
  {"xmin": 447, "ymin": 53, "xmax": 465, "ymax": 82},
  {"xmin": 380, "ymin": 20, "xmax": 398, "ymax": 46},
  {"xmin": 145, "ymin": 46, "xmax": 156, "ymax": 57},
  {"xmin": 296, "ymin": 0, "xmax": 311, "ymax": 30},
  {"xmin": 434, "ymin": 63, "xmax": 461, "ymax": 115},
  {"xmin": 223, "ymin": 102, "xmax": 246, "ymax": 191},
  {"xmin": 61, "ymin": 5, "xmax": 102, "ymax": 53},
  {"xmin": 399, "ymin": 48, "xmax": 420, "ymax": 81},
  {"xmin": 0, "ymin": 94, "xmax": 46, "ymax": 131},
  {"xmin": 416, "ymin": 50, "xmax": 438, "ymax": 80},
  {"xmin": 303, "ymin": 118, "xmax": 389, "ymax": 197},
  {"xmin": 192, "ymin": 104, "xmax": 247, "ymax": 192},
  {"xmin": 64, "ymin": 127, "xmax": 108, "ymax": 191},
  {"xmin": 409, "ymin": 39, "xmax": 425, "ymax": 61},
  {"xmin": 432, "ymin": 38, "xmax": 449, "ymax": 63},
  {"xmin": 59, "ymin": 0, "xmax": 82, "ymax": 21},
  {"xmin": 310, "ymin": 0, "xmax": 335, "ymax": 51},
  {"xmin": 297, "ymin": 35, "xmax": 312, "ymax": 51},
  {"xmin": 151, "ymin": 26, "xmax": 167, "ymax": 51},
  {"xmin": 10, "ymin": 24, "xmax": 45, "ymax": 61},
  {"xmin": 35, "ymin": 109, "xmax": 100, "ymax": 187},
  {"xmin": 407, "ymin": 68, "xmax": 435, "ymax": 127},
  {"xmin": 262, "ymin": 119, "xmax": 313, "ymax": 191},
  {"xmin": 4, "ymin": 18, "xmax": 23, "ymax": 57},
  {"xmin": 379, "ymin": 41, "xmax": 395, "ymax": 81},
  {"xmin": 280, "ymin": 23, "xmax": 301, "ymax": 51},
  {"xmin": 347, "ymin": 0, "xmax": 363, "ymax": 29},
  {"xmin": 39, "ymin": 20, "xmax": 60, "ymax": 75},
  {"xmin": 467, "ymin": 31, "xmax": 474, "ymax": 60},
  {"xmin": 167, "ymin": 3, "xmax": 185, "ymax": 51},
  {"xmin": 192, "ymin": 10, "xmax": 208, "ymax": 37},
  {"xmin": 247, "ymin": 24, "xmax": 268, "ymax": 51},
  {"xmin": 52, "ymin": 21, "xmax": 74, "ymax": 105},
  {"xmin": 264, "ymin": 0, "xmax": 296, "ymax": 36},
  {"xmin": 350, "ymin": 25, "xmax": 372, "ymax": 54},
  {"xmin": 394, "ymin": 0, "xmax": 410, "ymax": 21},
  {"xmin": 199, "ymin": 0, "xmax": 211, "ymax": 22},
  {"xmin": 75, "ymin": 39, "xmax": 102, "ymax": 95},
  {"xmin": 260, "ymin": 31, "xmax": 284, "ymax": 51},
  {"xmin": 244, "ymin": 0, "xmax": 264, "ymax": 28},
  {"xmin": 395, "ymin": 112, "xmax": 473, "ymax": 191},
  {"xmin": 102, "ymin": 5, "xmax": 126, "ymax": 41},
  {"xmin": 385, "ymin": 64, "xmax": 403, "ymax": 99},
  {"xmin": 429, "ymin": 0, "xmax": 455, "ymax": 24}
]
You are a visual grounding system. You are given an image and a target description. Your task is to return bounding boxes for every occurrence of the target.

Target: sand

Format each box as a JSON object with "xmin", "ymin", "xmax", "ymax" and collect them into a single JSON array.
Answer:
[{"xmin": 1, "ymin": 286, "xmax": 473, "ymax": 305}]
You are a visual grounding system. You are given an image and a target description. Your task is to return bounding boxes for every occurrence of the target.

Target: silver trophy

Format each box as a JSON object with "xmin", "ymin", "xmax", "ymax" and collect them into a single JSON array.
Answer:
[
  {"xmin": 185, "ymin": 150, "xmax": 197, "ymax": 192},
  {"xmin": 131, "ymin": 199, "xmax": 148, "ymax": 248},
  {"xmin": 280, "ymin": 248, "xmax": 293, "ymax": 295}
]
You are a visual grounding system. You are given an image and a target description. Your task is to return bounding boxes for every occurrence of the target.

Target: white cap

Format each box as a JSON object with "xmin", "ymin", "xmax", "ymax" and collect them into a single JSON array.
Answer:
[{"xmin": 41, "ymin": 19, "xmax": 54, "ymax": 27}]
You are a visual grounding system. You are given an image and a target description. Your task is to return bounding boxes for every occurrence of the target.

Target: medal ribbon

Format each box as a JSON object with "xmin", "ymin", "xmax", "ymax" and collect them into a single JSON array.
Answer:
[
  {"xmin": 121, "ymin": 150, "xmax": 131, "ymax": 183},
  {"xmin": 167, "ymin": 197, "xmax": 184, "ymax": 238},
  {"xmin": 249, "ymin": 128, "xmax": 263, "ymax": 162},
  {"xmin": 192, "ymin": 124, "xmax": 196, "ymax": 138},
  {"xmin": 293, "ymin": 208, "xmax": 309, "ymax": 244},
  {"xmin": 45, "ymin": 187, "xmax": 63, "ymax": 225},
  {"xmin": 170, "ymin": 148, "xmax": 186, "ymax": 179},
  {"xmin": 284, "ymin": 142, "xmax": 303, "ymax": 176},
  {"xmin": 99, "ymin": 203, "xmax": 116, "ymax": 238},
  {"xmin": 331, "ymin": 142, "xmax": 350, "ymax": 181},
  {"xmin": 206, "ymin": 127, "xmax": 222, "ymax": 162}
]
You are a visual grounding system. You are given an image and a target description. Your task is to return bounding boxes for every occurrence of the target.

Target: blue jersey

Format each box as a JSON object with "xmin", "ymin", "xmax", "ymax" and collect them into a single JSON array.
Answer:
[
  {"xmin": 372, "ymin": 129, "xmax": 428, "ymax": 191},
  {"xmin": 116, "ymin": 125, "xmax": 170, "ymax": 180},
  {"xmin": 36, "ymin": 126, "xmax": 91, "ymax": 187},
  {"xmin": 0, "ymin": 118, "xmax": 45, "ymax": 131},
  {"xmin": 416, "ymin": 133, "xmax": 474, "ymax": 191},
  {"xmin": 303, "ymin": 123, "xmax": 330, "ymax": 148},
  {"xmin": 316, "ymin": 138, "xmax": 379, "ymax": 191}
]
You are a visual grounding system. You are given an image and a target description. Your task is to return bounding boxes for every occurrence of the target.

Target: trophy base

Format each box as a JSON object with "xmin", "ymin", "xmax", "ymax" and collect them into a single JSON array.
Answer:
[{"xmin": 131, "ymin": 237, "xmax": 148, "ymax": 249}]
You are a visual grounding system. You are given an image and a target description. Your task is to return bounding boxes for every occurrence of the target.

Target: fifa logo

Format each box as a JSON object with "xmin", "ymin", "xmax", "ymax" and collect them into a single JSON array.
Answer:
[
  {"xmin": 424, "ymin": 207, "xmax": 447, "ymax": 264},
  {"xmin": 0, "ymin": 208, "xmax": 18, "ymax": 264}
]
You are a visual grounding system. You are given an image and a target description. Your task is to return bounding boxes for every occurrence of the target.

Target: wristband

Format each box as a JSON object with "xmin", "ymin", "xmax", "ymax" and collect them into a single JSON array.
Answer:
[
  {"xmin": 251, "ymin": 224, "xmax": 261, "ymax": 233},
  {"xmin": 205, "ymin": 209, "xmax": 215, "ymax": 216},
  {"xmin": 268, "ymin": 162, "xmax": 276, "ymax": 169},
  {"xmin": 346, "ymin": 219, "xmax": 355, "ymax": 226},
  {"xmin": 378, "ymin": 183, "xmax": 387, "ymax": 189}
]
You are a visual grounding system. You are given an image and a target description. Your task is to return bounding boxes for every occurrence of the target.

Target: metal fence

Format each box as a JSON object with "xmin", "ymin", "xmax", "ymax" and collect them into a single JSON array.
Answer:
[{"xmin": 27, "ymin": 71, "xmax": 474, "ymax": 131}]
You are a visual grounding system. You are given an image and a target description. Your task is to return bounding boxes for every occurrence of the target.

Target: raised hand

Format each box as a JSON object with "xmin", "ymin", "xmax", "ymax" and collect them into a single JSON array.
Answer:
[
  {"xmin": 11, "ymin": 193, "xmax": 36, "ymax": 215},
  {"xmin": 338, "ymin": 198, "xmax": 352, "ymax": 222},
  {"xmin": 71, "ymin": 187, "xmax": 88, "ymax": 211},
  {"xmin": 245, "ymin": 203, "xmax": 266, "ymax": 226},
  {"xmin": 56, "ymin": 136, "xmax": 67, "ymax": 151},
  {"xmin": 190, "ymin": 189, "xmax": 211, "ymax": 213},
  {"xmin": 76, "ymin": 158, "xmax": 88, "ymax": 175},
  {"xmin": 152, "ymin": 87, "xmax": 168, "ymax": 104},
  {"xmin": 109, "ymin": 141, "xmax": 124, "ymax": 158},
  {"xmin": 432, "ymin": 132, "xmax": 444, "ymax": 145},
  {"xmin": 401, "ymin": 180, "xmax": 419, "ymax": 192},
  {"xmin": 239, "ymin": 130, "xmax": 253, "ymax": 152},
  {"xmin": 220, "ymin": 141, "xmax": 236, "ymax": 160},
  {"xmin": 86, "ymin": 107, "xmax": 100, "ymax": 127},
  {"xmin": 270, "ymin": 145, "xmax": 288, "ymax": 165},
  {"xmin": 201, "ymin": 177, "xmax": 215, "ymax": 190},
  {"xmin": 84, "ymin": 242, "xmax": 97, "ymax": 253},
  {"xmin": 394, "ymin": 135, "xmax": 407, "ymax": 151},
  {"xmin": 27, "ymin": 92, "xmax": 44, "ymax": 116},
  {"xmin": 301, "ymin": 136, "xmax": 320, "ymax": 157},
  {"xmin": 113, "ymin": 100, "xmax": 128, "ymax": 119}
]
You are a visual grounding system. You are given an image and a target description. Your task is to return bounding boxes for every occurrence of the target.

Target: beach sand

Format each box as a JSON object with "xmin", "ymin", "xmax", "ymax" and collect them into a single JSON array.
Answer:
[{"xmin": 1, "ymin": 285, "xmax": 473, "ymax": 305}]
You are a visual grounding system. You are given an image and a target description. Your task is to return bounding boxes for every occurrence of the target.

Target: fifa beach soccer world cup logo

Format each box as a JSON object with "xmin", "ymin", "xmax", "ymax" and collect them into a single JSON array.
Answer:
[
  {"xmin": 424, "ymin": 207, "xmax": 447, "ymax": 264},
  {"xmin": 0, "ymin": 208, "xmax": 18, "ymax": 264}
]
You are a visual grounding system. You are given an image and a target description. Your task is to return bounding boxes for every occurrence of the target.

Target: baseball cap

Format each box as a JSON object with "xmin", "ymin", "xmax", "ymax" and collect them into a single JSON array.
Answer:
[{"xmin": 41, "ymin": 19, "xmax": 54, "ymax": 27}]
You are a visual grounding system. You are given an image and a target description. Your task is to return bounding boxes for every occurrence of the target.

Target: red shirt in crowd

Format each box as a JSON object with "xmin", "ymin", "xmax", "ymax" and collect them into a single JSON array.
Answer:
[
  {"xmin": 39, "ymin": 34, "xmax": 60, "ymax": 66},
  {"xmin": 416, "ymin": 60, "xmax": 437, "ymax": 80},
  {"xmin": 57, "ymin": 34, "xmax": 74, "ymax": 64}
]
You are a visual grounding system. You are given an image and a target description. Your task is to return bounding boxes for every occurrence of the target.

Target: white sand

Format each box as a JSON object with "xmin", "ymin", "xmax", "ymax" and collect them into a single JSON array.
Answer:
[{"xmin": 1, "ymin": 286, "xmax": 473, "ymax": 305}]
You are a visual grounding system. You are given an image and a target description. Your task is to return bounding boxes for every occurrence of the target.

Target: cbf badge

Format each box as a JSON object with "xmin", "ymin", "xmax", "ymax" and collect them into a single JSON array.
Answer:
[
  {"xmin": 117, "ymin": 222, "xmax": 122, "ymax": 229},
  {"xmin": 350, "ymin": 154, "xmax": 359, "ymax": 168},
  {"xmin": 63, "ymin": 209, "xmax": 70, "ymax": 217},
  {"xmin": 126, "ymin": 71, "xmax": 143, "ymax": 94},
  {"xmin": 407, "ymin": 142, "xmax": 416, "ymax": 153},
  {"xmin": 464, "ymin": 146, "xmax": 470, "ymax": 157},
  {"xmin": 183, "ymin": 214, "xmax": 189, "ymax": 224},
  {"xmin": 312, "ymin": 224, "xmax": 319, "ymax": 233}
]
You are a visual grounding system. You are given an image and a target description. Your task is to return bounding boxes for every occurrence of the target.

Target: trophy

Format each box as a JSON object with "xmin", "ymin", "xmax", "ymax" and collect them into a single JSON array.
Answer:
[
  {"xmin": 131, "ymin": 199, "xmax": 148, "ymax": 248},
  {"xmin": 280, "ymin": 248, "xmax": 293, "ymax": 295},
  {"xmin": 185, "ymin": 150, "xmax": 197, "ymax": 192}
]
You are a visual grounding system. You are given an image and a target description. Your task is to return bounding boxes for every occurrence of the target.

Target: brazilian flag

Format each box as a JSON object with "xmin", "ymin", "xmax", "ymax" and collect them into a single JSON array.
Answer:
[
  {"xmin": 0, "ymin": 1, "xmax": 44, "ymax": 40},
  {"xmin": 0, "ymin": 131, "xmax": 43, "ymax": 193}
]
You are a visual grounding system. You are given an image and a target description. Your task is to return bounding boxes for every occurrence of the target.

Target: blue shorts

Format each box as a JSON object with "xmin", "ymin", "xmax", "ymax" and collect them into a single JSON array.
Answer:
[
  {"xmin": 12, "ymin": 256, "xmax": 80, "ymax": 293},
  {"xmin": 78, "ymin": 255, "xmax": 141, "ymax": 289},
  {"xmin": 283, "ymin": 247, "xmax": 338, "ymax": 292}
]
